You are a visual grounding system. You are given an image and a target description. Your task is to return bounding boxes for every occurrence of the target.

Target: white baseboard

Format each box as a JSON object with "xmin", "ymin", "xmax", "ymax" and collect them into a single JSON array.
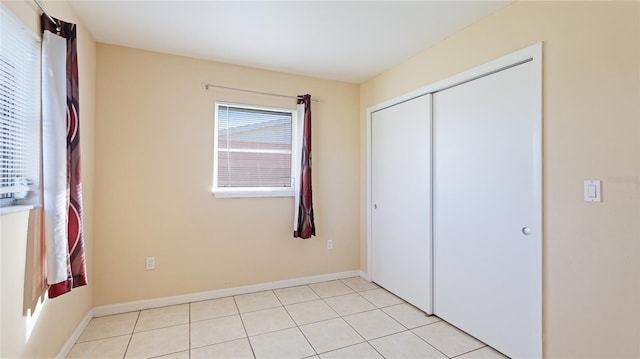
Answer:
[
  {"xmin": 56, "ymin": 308, "xmax": 93, "ymax": 359},
  {"xmin": 93, "ymin": 270, "xmax": 362, "ymax": 317},
  {"xmin": 359, "ymin": 270, "xmax": 370, "ymax": 281}
]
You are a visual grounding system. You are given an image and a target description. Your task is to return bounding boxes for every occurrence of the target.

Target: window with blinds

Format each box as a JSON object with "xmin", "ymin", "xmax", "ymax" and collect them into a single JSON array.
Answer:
[
  {"xmin": 213, "ymin": 103, "xmax": 297, "ymax": 198},
  {"xmin": 0, "ymin": 8, "xmax": 41, "ymax": 207}
]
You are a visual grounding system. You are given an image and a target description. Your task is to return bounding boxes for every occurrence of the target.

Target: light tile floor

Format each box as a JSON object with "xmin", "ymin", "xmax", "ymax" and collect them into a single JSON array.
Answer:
[{"xmin": 67, "ymin": 277, "xmax": 509, "ymax": 359}]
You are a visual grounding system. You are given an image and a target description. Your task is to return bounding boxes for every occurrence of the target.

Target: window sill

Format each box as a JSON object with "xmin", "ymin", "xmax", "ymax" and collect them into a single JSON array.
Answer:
[
  {"xmin": 213, "ymin": 189, "xmax": 294, "ymax": 199},
  {"xmin": 1, "ymin": 204, "xmax": 37, "ymax": 216}
]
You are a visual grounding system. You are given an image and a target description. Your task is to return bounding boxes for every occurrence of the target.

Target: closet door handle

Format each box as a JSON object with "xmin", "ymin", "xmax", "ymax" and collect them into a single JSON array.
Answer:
[{"xmin": 521, "ymin": 227, "xmax": 532, "ymax": 235}]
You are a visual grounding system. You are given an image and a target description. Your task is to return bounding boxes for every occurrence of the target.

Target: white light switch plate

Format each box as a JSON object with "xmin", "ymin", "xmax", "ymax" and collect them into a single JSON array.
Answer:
[{"xmin": 584, "ymin": 180, "xmax": 601, "ymax": 202}]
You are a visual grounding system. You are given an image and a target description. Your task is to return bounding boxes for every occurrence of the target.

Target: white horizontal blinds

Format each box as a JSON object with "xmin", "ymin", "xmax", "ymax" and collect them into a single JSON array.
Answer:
[
  {"xmin": 218, "ymin": 105, "xmax": 293, "ymax": 188},
  {"xmin": 0, "ymin": 8, "xmax": 40, "ymax": 199}
]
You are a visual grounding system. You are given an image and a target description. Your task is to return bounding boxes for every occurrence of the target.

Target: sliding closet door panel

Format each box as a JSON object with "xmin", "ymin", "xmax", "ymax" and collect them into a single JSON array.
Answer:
[
  {"xmin": 371, "ymin": 94, "xmax": 432, "ymax": 313},
  {"xmin": 433, "ymin": 62, "xmax": 541, "ymax": 358}
]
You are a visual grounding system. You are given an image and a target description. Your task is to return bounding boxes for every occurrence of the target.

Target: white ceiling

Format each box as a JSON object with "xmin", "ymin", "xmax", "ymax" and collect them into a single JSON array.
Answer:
[{"xmin": 68, "ymin": 1, "xmax": 511, "ymax": 84}]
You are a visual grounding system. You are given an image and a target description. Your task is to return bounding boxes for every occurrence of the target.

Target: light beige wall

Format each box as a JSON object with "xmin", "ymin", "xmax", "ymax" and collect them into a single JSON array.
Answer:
[
  {"xmin": 93, "ymin": 44, "xmax": 360, "ymax": 305},
  {"xmin": 0, "ymin": 0, "xmax": 95, "ymax": 357},
  {"xmin": 360, "ymin": 1, "xmax": 640, "ymax": 358}
]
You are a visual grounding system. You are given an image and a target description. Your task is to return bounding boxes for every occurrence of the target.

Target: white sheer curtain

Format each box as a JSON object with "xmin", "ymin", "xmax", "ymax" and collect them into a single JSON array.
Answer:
[{"xmin": 41, "ymin": 30, "xmax": 68, "ymax": 285}]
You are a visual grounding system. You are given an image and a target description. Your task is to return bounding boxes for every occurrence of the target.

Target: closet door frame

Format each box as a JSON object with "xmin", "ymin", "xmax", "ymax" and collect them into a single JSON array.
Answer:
[{"xmin": 365, "ymin": 41, "xmax": 542, "ymax": 317}]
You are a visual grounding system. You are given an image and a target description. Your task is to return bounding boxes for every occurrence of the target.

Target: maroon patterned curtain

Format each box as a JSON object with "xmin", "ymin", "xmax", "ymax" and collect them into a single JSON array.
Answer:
[
  {"xmin": 294, "ymin": 94, "xmax": 316, "ymax": 239},
  {"xmin": 41, "ymin": 15, "xmax": 87, "ymax": 298}
]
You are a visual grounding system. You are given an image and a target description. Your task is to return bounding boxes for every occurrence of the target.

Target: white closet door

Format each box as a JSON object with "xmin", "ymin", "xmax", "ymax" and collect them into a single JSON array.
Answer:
[
  {"xmin": 433, "ymin": 61, "xmax": 541, "ymax": 358},
  {"xmin": 371, "ymin": 94, "xmax": 432, "ymax": 313}
]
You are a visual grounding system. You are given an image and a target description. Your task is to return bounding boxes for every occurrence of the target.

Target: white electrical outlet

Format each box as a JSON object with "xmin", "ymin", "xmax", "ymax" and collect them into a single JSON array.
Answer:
[
  {"xmin": 145, "ymin": 256, "xmax": 156, "ymax": 270},
  {"xmin": 327, "ymin": 240, "xmax": 333, "ymax": 250}
]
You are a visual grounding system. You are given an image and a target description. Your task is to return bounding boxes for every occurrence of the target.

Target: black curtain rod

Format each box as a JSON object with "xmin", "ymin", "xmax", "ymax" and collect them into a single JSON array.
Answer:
[{"xmin": 201, "ymin": 82, "xmax": 321, "ymax": 103}]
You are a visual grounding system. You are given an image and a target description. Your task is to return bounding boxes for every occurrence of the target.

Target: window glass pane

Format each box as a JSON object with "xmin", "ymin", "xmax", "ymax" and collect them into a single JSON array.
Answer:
[
  {"xmin": 218, "ymin": 151, "xmax": 292, "ymax": 188},
  {"xmin": 216, "ymin": 104, "xmax": 294, "ymax": 190}
]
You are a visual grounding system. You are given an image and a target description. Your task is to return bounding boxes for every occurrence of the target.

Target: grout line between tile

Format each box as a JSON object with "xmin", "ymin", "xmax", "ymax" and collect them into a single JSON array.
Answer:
[
  {"xmin": 307, "ymin": 284, "xmax": 322, "ymax": 299},
  {"xmin": 232, "ymin": 295, "xmax": 257, "ymax": 358},
  {"xmin": 307, "ymin": 281, "xmax": 355, "ymax": 299},
  {"xmin": 282, "ymin": 297, "xmax": 323, "ymax": 307},
  {"xmin": 319, "ymin": 297, "xmax": 371, "ymax": 354},
  {"xmin": 449, "ymin": 344, "xmax": 489, "ymax": 358},
  {"xmin": 122, "ymin": 311, "xmax": 141, "ymax": 359},
  {"xmin": 276, "ymin": 287, "xmax": 324, "ymax": 307},
  {"xmin": 367, "ymin": 340, "xmax": 387, "ymax": 359},
  {"xmin": 188, "ymin": 303, "xmax": 191, "ymax": 359},
  {"xmin": 188, "ymin": 337, "xmax": 247, "ymax": 352},
  {"xmin": 189, "ymin": 311, "xmax": 240, "ymax": 324},
  {"xmin": 74, "ymin": 333, "xmax": 134, "ymax": 344},
  {"xmin": 272, "ymin": 289, "xmax": 286, "ymax": 307},
  {"xmin": 148, "ymin": 349, "xmax": 188, "ymax": 359},
  {"xmin": 284, "ymin": 306, "xmax": 318, "ymax": 357},
  {"xmin": 379, "ymin": 306, "xmax": 419, "ymax": 332},
  {"xmin": 131, "ymin": 321, "xmax": 190, "ymax": 334},
  {"xmin": 410, "ymin": 327, "xmax": 452, "ymax": 358}
]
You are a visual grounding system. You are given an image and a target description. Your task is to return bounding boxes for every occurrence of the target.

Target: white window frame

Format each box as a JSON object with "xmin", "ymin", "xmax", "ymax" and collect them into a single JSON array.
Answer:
[
  {"xmin": 213, "ymin": 101, "xmax": 298, "ymax": 198},
  {"xmin": 0, "ymin": 6, "xmax": 41, "ymax": 209}
]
